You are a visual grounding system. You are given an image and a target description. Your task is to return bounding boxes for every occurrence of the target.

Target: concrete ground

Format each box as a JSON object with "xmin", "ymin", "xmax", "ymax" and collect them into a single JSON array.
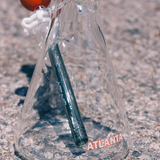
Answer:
[{"xmin": 0, "ymin": 0, "xmax": 159, "ymax": 159}]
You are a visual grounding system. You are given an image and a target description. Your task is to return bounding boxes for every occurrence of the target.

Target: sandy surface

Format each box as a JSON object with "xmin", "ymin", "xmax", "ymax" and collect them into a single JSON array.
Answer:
[{"xmin": 0, "ymin": 0, "xmax": 160, "ymax": 159}]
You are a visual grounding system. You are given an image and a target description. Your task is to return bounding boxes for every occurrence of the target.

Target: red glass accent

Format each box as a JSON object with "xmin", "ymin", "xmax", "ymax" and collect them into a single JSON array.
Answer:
[{"xmin": 20, "ymin": 0, "xmax": 51, "ymax": 11}]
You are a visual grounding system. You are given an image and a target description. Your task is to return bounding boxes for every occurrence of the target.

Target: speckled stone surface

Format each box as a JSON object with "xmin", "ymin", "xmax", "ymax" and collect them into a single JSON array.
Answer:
[{"xmin": 0, "ymin": 0, "xmax": 159, "ymax": 159}]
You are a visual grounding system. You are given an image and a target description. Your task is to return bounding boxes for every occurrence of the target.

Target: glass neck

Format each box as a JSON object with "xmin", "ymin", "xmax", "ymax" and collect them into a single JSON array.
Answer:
[{"xmin": 45, "ymin": 1, "xmax": 100, "ymax": 49}]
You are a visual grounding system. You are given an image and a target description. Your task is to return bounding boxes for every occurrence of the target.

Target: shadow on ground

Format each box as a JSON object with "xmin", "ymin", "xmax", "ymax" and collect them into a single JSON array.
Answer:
[{"xmin": 15, "ymin": 64, "xmax": 35, "ymax": 105}]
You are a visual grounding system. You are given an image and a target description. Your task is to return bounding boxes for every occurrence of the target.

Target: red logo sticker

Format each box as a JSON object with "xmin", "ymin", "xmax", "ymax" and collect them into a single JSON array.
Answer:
[{"xmin": 87, "ymin": 133, "xmax": 123, "ymax": 151}]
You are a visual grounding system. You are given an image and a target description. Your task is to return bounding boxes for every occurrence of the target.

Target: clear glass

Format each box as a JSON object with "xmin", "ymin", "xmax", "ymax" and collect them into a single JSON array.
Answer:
[{"xmin": 15, "ymin": 0, "xmax": 130, "ymax": 159}]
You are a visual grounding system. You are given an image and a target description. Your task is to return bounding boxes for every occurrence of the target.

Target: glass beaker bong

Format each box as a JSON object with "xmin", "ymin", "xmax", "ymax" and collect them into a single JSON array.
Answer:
[{"xmin": 15, "ymin": 0, "xmax": 130, "ymax": 159}]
